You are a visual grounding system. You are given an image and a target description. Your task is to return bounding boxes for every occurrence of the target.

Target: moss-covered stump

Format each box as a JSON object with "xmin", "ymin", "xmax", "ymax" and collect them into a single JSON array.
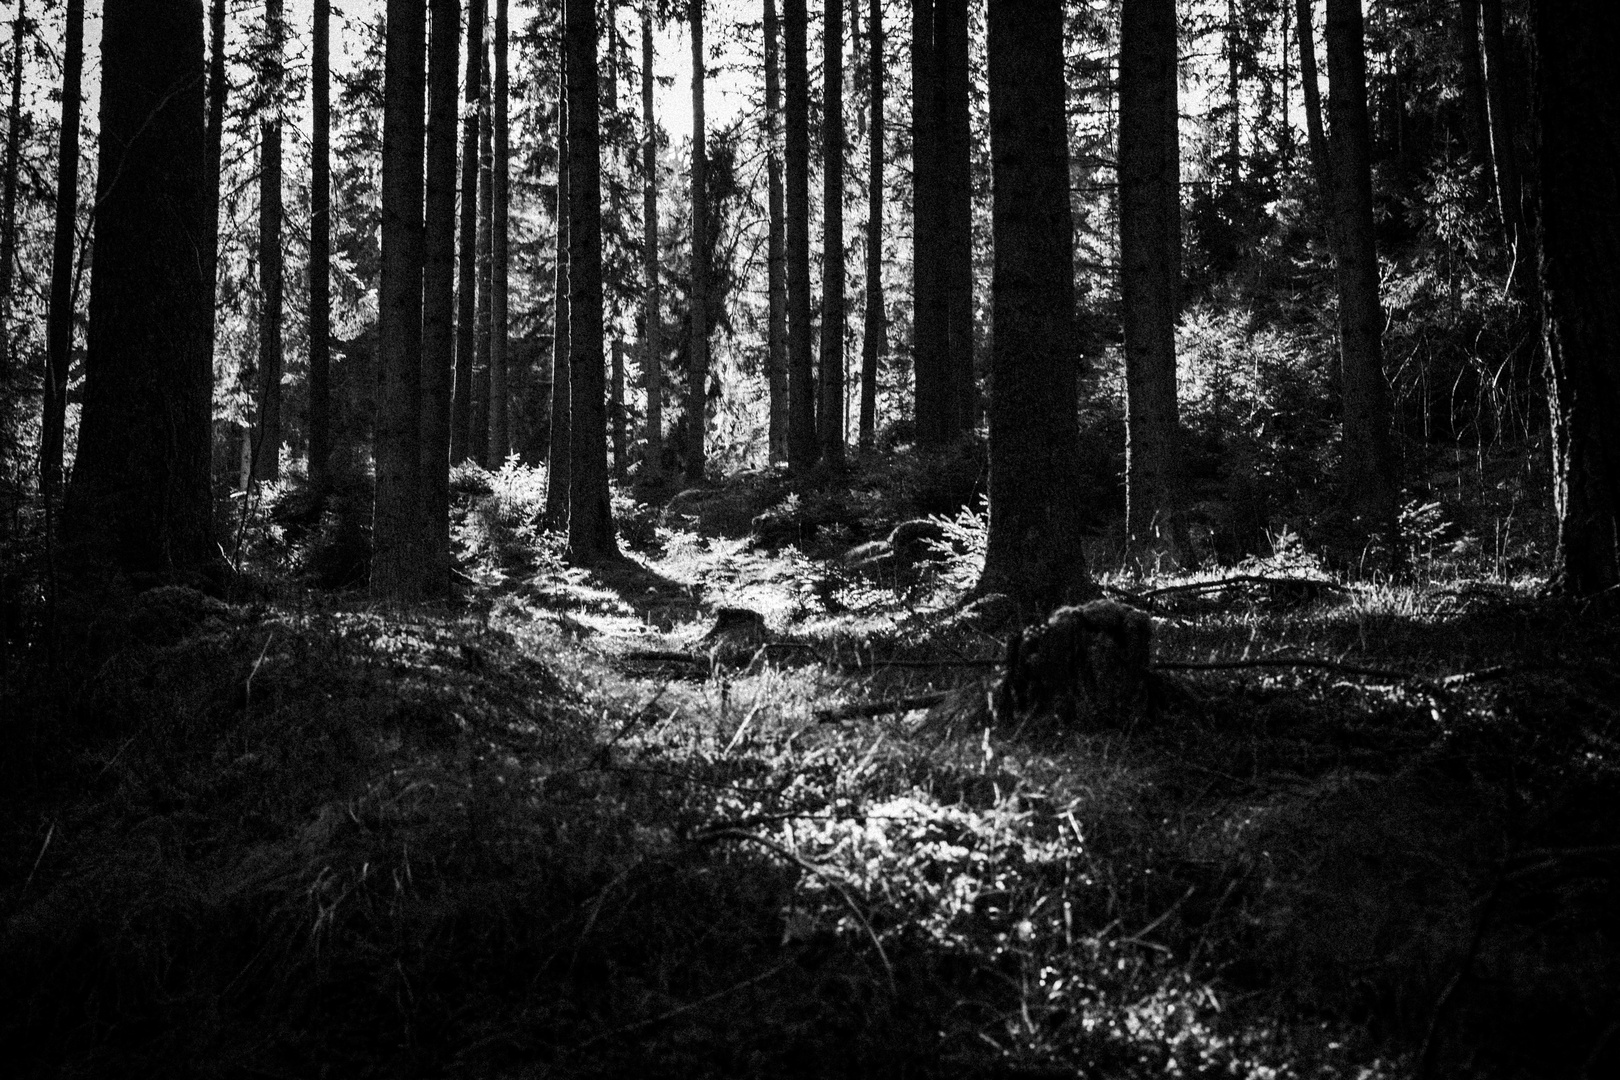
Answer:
[{"xmin": 992, "ymin": 600, "xmax": 1153, "ymax": 729}]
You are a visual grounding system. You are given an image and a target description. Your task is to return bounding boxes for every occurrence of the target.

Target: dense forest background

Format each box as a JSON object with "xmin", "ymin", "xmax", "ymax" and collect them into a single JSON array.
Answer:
[{"xmin": 1, "ymin": 0, "xmax": 1618, "ymax": 1077}]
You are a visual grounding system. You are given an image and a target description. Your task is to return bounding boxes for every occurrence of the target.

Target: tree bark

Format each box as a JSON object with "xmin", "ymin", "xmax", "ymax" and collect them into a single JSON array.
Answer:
[
  {"xmin": 1457, "ymin": 0, "xmax": 1494, "ymax": 203},
  {"xmin": 784, "ymin": 0, "xmax": 816, "ymax": 470},
  {"xmin": 1225, "ymin": 0, "xmax": 1241, "ymax": 185},
  {"xmin": 490, "ymin": 0, "xmax": 510, "ymax": 460},
  {"xmin": 1536, "ymin": 0, "xmax": 1620, "ymax": 596},
  {"xmin": 1120, "ymin": 0, "xmax": 1186, "ymax": 563},
  {"xmin": 911, "ymin": 0, "xmax": 943, "ymax": 445},
  {"xmin": 1295, "ymin": 0, "xmax": 1332, "ymax": 205},
  {"xmin": 203, "ymin": 0, "xmax": 225, "ymax": 363},
  {"xmin": 913, "ymin": 0, "xmax": 971, "ymax": 444},
  {"xmin": 565, "ymin": 0, "xmax": 617, "ymax": 560},
  {"xmin": 41, "ymin": 0, "xmax": 84, "ymax": 500},
  {"xmin": 640, "ymin": 2, "xmax": 661, "ymax": 470},
  {"xmin": 819, "ymin": 0, "xmax": 845, "ymax": 466},
  {"xmin": 371, "ymin": 0, "xmax": 428, "ymax": 600},
  {"xmin": 978, "ymin": 0, "xmax": 1091, "ymax": 614},
  {"xmin": 1325, "ymin": 0, "xmax": 1397, "ymax": 542},
  {"xmin": 473, "ymin": 48, "xmax": 493, "ymax": 465},
  {"xmin": 0, "ymin": 0, "xmax": 24, "ymax": 379},
  {"xmin": 686, "ymin": 0, "xmax": 709, "ymax": 480},
  {"xmin": 309, "ymin": 0, "xmax": 332, "ymax": 493},
  {"xmin": 421, "ymin": 0, "xmax": 460, "ymax": 596},
  {"xmin": 938, "ymin": 0, "xmax": 972, "ymax": 436},
  {"xmin": 1480, "ymin": 0, "xmax": 1529, "ymax": 291},
  {"xmin": 765, "ymin": 0, "xmax": 788, "ymax": 462},
  {"xmin": 546, "ymin": 37, "xmax": 572, "ymax": 525},
  {"xmin": 451, "ymin": 0, "xmax": 484, "ymax": 462},
  {"xmin": 611, "ymin": 337, "xmax": 626, "ymax": 478},
  {"xmin": 858, "ymin": 0, "xmax": 884, "ymax": 450},
  {"xmin": 63, "ymin": 0, "xmax": 212, "ymax": 581},
  {"xmin": 254, "ymin": 0, "xmax": 285, "ymax": 482}
]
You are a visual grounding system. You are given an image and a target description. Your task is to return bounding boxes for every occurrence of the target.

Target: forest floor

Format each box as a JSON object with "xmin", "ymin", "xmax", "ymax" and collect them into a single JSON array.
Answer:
[{"xmin": 4, "ymin": 450, "xmax": 1619, "ymax": 1078}]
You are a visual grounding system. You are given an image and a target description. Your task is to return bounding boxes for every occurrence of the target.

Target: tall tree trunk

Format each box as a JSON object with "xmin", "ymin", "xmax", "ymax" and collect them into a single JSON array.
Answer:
[
  {"xmin": 611, "ymin": 337, "xmax": 626, "ymax": 478},
  {"xmin": 938, "ymin": 0, "xmax": 972, "ymax": 436},
  {"xmin": 1296, "ymin": 0, "xmax": 1332, "ymax": 204},
  {"xmin": 1120, "ymin": 0, "xmax": 1186, "ymax": 563},
  {"xmin": 41, "ymin": 0, "xmax": 84, "ymax": 500},
  {"xmin": 1536, "ymin": 0, "xmax": 1620, "ymax": 596},
  {"xmin": 203, "ymin": 0, "xmax": 226, "ymax": 363},
  {"xmin": 0, "ymin": 0, "xmax": 24, "ymax": 380},
  {"xmin": 421, "ymin": 0, "xmax": 459, "ymax": 595},
  {"xmin": 565, "ymin": 0, "xmax": 617, "ymax": 559},
  {"xmin": 765, "ymin": 0, "xmax": 788, "ymax": 462},
  {"xmin": 639, "ymin": 2, "xmax": 661, "ymax": 470},
  {"xmin": 1226, "ymin": 0, "xmax": 1241, "ymax": 185},
  {"xmin": 978, "ymin": 0, "xmax": 1090, "ymax": 613},
  {"xmin": 452, "ymin": 0, "xmax": 484, "ymax": 461},
  {"xmin": 1281, "ymin": 0, "xmax": 1291, "ymax": 158},
  {"xmin": 1480, "ymin": 0, "xmax": 1528, "ymax": 291},
  {"xmin": 784, "ymin": 0, "xmax": 816, "ymax": 470},
  {"xmin": 371, "ymin": 0, "xmax": 428, "ymax": 600},
  {"xmin": 858, "ymin": 0, "xmax": 884, "ymax": 450},
  {"xmin": 254, "ymin": 0, "xmax": 285, "ymax": 482},
  {"xmin": 911, "ymin": 0, "xmax": 943, "ymax": 445},
  {"xmin": 1325, "ymin": 0, "xmax": 1396, "ymax": 543},
  {"xmin": 1457, "ymin": 0, "xmax": 1493, "ymax": 202},
  {"xmin": 546, "ymin": 42, "xmax": 572, "ymax": 525},
  {"xmin": 490, "ymin": 0, "xmax": 510, "ymax": 460},
  {"xmin": 62, "ymin": 0, "xmax": 212, "ymax": 581},
  {"xmin": 819, "ymin": 0, "xmax": 845, "ymax": 466},
  {"xmin": 473, "ymin": 48, "xmax": 493, "ymax": 464},
  {"xmin": 686, "ymin": 0, "xmax": 709, "ymax": 480},
  {"xmin": 310, "ymin": 0, "xmax": 332, "ymax": 493}
]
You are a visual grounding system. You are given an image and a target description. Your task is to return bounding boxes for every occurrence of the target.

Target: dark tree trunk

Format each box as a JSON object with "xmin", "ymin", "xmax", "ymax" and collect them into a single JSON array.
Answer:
[
  {"xmin": 371, "ymin": 0, "xmax": 428, "ymax": 600},
  {"xmin": 310, "ymin": 0, "xmax": 332, "ymax": 493},
  {"xmin": 1536, "ymin": 0, "xmax": 1620, "ymax": 596},
  {"xmin": 765, "ymin": 0, "xmax": 788, "ymax": 462},
  {"xmin": 421, "ymin": 0, "xmax": 460, "ymax": 595},
  {"xmin": 911, "ymin": 0, "xmax": 943, "ymax": 445},
  {"xmin": 1226, "ymin": 0, "xmax": 1241, "ymax": 184},
  {"xmin": 41, "ymin": 0, "xmax": 84, "ymax": 500},
  {"xmin": 978, "ymin": 0, "xmax": 1091, "ymax": 614},
  {"xmin": 473, "ymin": 51, "xmax": 493, "ymax": 465},
  {"xmin": 640, "ymin": 2, "xmax": 661, "ymax": 470},
  {"xmin": 858, "ymin": 0, "xmax": 884, "ymax": 450},
  {"xmin": 1325, "ymin": 0, "xmax": 1397, "ymax": 542},
  {"xmin": 913, "ymin": 0, "xmax": 971, "ymax": 444},
  {"xmin": 63, "ymin": 0, "xmax": 213, "ymax": 581},
  {"xmin": 546, "ymin": 39, "xmax": 572, "ymax": 525},
  {"xmin": 490, "ymin": 0, "xmax": 510, "ymax": 460},
  {"xmin": 1119, "ymin": 0, "xmax": 1186, "ymax": 562},
  {"xmin": 0, "ymin": 0, "xmax": 23, "ymax": 379},
  {"xmin": 1481, "ymin": 0, "xmax": 1529, "ymax": 290},
  {"xmin": 784, "ymin": 0, "xmax": 817, "ymax": 470},
  {"xmin": 938, "ymin": 0, "xmax": 972, "ymax": 436},
  {"xmin": 452, "ymin": 0, "xmax": 483, "ymax": 462},
  {"xmin": 565, "ymin": 0, "xmax": 617, "ymax": 559},
  {"xmin": 611, "ymin": 337, "xmax": 626, "ymax": 478},
  {"xmin": 819, "ymin": 0, "xmax": 845, "ymax": 466},
  {"xmin": 1457, "ymin": 0, "xmax": 1494, "ymax": 201},
  {"xmin": 203, "ymin": 0, "xmax": 226, "ymax": 360},
  {"xmin": 1296, "ymin": 0, "xmax": 1332, "ymax": 204},
  {"xmin": 254, "ymin": 0, "xmax": 285, "ymax": 482},
  {"xmin": 686, "ymin": 0, "xmax": 709, "ymax": 480}
]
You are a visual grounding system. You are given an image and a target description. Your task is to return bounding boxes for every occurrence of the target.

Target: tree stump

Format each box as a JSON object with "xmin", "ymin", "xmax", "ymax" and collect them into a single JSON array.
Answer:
[
  {"xmin": 701, "ymin": 607, "xmax": 768, "ymax": 665},
  {"xmin": 991, "ymin": 600, "xmax": 1153, "ymax": 729}
]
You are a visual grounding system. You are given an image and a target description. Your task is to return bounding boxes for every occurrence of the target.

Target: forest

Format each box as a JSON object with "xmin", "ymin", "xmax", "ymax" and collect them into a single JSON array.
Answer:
[{"xmin": 1, "ymin": 0, "xmax": 1618, "ymax": 1074}]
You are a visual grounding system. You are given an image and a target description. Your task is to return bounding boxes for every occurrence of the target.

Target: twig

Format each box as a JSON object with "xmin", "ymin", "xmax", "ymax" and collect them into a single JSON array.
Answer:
[
  {"xmin": 1152, "ymin": 655, "xmax": 1428, "ymax": 685},
  {"xmin": 815, "ymin": 692, "xmax": 949, "ymax": 724},
  {"xmin": 698, "ymin": 827, "xmax": 896, "ymax": 993},
  {"xmin": 622, "ymin": 649, "xmax": 708, "ymax": 664},
  {"xmin": 20, "ymin": 822, "xmax": 56, "ymax": 895},
  {"xmin": 1119, "ymin": 885, "xmax": 1196, "ymax": 950},
  {"xmin": 244, "ymin": 633, "xmax": 275, "ymax": 712}
]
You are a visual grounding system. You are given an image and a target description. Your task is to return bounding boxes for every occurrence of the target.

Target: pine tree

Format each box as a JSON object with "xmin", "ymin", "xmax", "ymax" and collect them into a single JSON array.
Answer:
[
  {"xmin": 309, "ymin": 0, "xmax": 333, "ymax": 493},
  {"xmin": 818, "ymin": 0, "xmax": 846, "ymax": 466},
  {"xmin": 784, "ymin": 0, "xmax": 817, "ymax": 470},
  {"xmin": 41, "ymin": 0, "xmax": 84, "ymax": 500},
  {"xmin": 857, "ymin": 0, "xmax": 884, "ymax": 451},
  {"xmin": 451, "ymin": 0, "xmax": 484, "ymax": 462},
  {"xmin": 765, "ymin": 0, "xmax": 788, "ymax": 462},
  {"xmin": 253, "ymin": 0, "xmax": 286, "ymax": 482},
  {"xmin": 686, "ymin": 0, "xmax": 709, "ymax": 480},
  {"xmin": 422, "ymin": 0, "xmax": 461, "ymax": 595},
  {"xmin": 640, "ymin": 1, "xmax": 662, "ymax": 470}
]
